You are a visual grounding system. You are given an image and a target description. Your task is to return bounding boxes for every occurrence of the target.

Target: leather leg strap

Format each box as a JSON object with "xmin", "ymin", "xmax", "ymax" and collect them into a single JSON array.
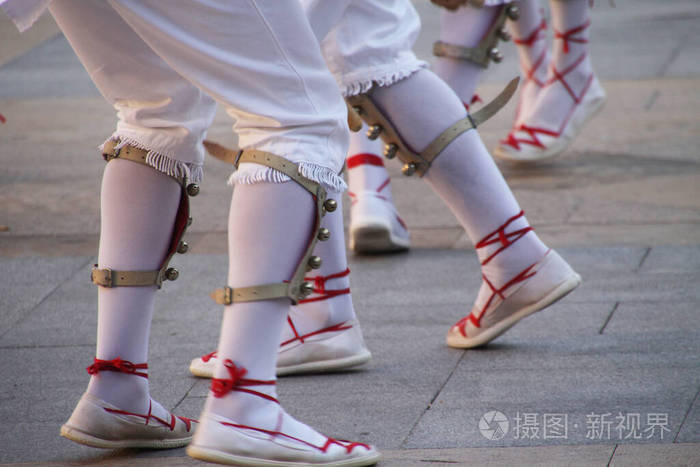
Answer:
[
  {"xmin": 346, "ymin": 77, "xmax": 519, "ymax": 177},
  {"xmin": 433, "ymin": 3, "xmax": 520, "ymax": 68},
  {"xmin": 203, "ymin": 142, "xmax": 334, "ymax": 305},
  {"xmin": 91, "ymin": 140, "xmax": 195, "ymax": 289}
]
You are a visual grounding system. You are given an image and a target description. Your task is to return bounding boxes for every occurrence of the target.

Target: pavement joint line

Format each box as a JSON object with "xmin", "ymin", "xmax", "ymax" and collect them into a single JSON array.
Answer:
[
  {"xmin": 606, "ymin": 443, "xmax": 619, "ymax": 467},
  {"xmin": 399, "ymin": 351, "xmax": 467, "ymax": 449},
  {"xmin": 644, "ymin": 89, "xmax": 660, "ymax": 110},
  {"xmin": 673, "ymin": 384, "xmax": 700, "ymax": 443},
  {"xmin": 635, "ymin": 247, "xmax": 652, "ymax": 271},
  {"xmin": 657, "ymin": 31, "xmax": 691, "ymax": 77},
  {"xmin": 172, "ymin": 379, "xmax": 199, "ymax": 412},
  {"xmin": 0, "ymin": 343, "xmax": 94, "ymax": 350},
  {"xmin": 598, "ymin": 302, "xmax": 619, "ymax": 335},
  {"xmin": 0, "ymin": 256, "xmax": 94, "ymax": 340}
]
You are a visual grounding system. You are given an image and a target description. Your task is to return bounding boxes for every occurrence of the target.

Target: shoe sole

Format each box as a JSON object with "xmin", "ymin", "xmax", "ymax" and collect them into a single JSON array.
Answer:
[
  {"xmin": 190, "ymin": 350, "xmax": 372, "ymax": 379},
  {"xmin": 187, "ymin": 444, "xmax": 381, "ymax": 466},
  {"xmin": 494, "ymin": 93, "xmax": 606, "ymax": 163},
  {"xmin": 277, "ymin": 349, "xmax": 372, "ymax": 376},
  {"xmin": 350, "ymin": 226, "xmax": 409, "ymax": 254},
  {"xmin": 60, "ymin": 423, "xmax": 191, "ymax": 449},
  {"xmin": 446, "ymin": 272, "xmax": 582, "ymax": 349}
]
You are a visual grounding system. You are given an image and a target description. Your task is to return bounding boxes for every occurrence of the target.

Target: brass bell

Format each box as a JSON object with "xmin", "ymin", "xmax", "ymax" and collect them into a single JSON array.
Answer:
[
  {"xmin": 324, "ymin": 199, "xmax": 338, "ymax": 212},
  {"xmin": 308, "ymin": 256, "xmax": 322, "ymax": 269},
  {"xmin": 177, "ymin": 241, "xmax": 189, "ymax": 254},
  {"xmin": 366, "ymin": 124, "xmax": 383, "ymax": 140},
  {"xmin": 489, "ymin": 48, "xmax": 504, "ymax": 63},
  {"xmin": 317, "ymin": 228, "xmax": 331, "ymax": 241},
  {"xmin": 300, "ymin": 281, "xmax": 315, "ymax": 296},
  {"xmin": 383, "ymin": 143, "xmax": 398, "ymax": 160},
  {"xmin": 506, "ymin": 5, "xmax": 520, "ymax": 20},
  {"xmin": 498, "ymin": 26, "xmax": 511, "ymax": 41},
  {"xmin": 165, "ymin": 268, "xmax": 179, "ymax": 281},
  {"xmin": 187, "ymin": 217, "xmax": 193, "ymax": 226},
  {"xmin": 186, "ymin": 183, "xmax": 200, "ymax": 196},
  {"xmin": 402, "ymin": 163, "xmax": 417, "ymax": 176}
]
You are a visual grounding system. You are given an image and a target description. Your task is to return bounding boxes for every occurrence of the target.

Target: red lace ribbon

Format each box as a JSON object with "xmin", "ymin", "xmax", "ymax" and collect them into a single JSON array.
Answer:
[
  {"xmin": 514, "ymin": 18, "xmax": 547, "ymax": 47},
  {"xmin": 298, "ymin": 268, "xmax": 351, "ymax": 304},
  {"xmin": 210, "ymin": 359, "xmax": 278, "ymax": 403},
  {"xmin": 554, "ymin": 19, "xmax": 590, "ymax": 54},
  {"xmin": 454, "ymin": 212, "xmax": 543, "ymax": 336},
  {"xmin": 347, "ymin": 153, "xmax": 384, "ymax": 169},
  {"xmin": 86, "ymin": 357, "xmax": 148, "ymax": 378},
  {"xmin": 219, "ymin": 418, "xmax": 370, "ymax": 454},
  {"xmin": 104, "ymin": 400, "xmax": 194, "ymax": 432},
  {"xmin": 475, "ymin": 211, "xmax": 533, "ymax": 266}
]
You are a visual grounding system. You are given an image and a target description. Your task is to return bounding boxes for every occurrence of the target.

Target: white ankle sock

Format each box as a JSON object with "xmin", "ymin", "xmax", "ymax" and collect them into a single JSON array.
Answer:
[
  {"xmin": 283, "ymin": 190, "xmax": 356, "ymax": 342},
  {"xmin": 206, "ymin": 179, "xmax": 333, "ymax": 444},
  {"xmin": 509, "ymin": 0, "xmax": 549, "ymax": 126},
  {"xmin": 371, "ymin": 70, "xmax": 548, "ymax": 312},
  {"xmin": 433, "ymin": 5, "xmax": 500, "ymax": 106},
  {"xmin": 522, "ymin": 0, "xmax": 594, "ymax": 132},
  {"xmin": 87, "ymin": 158, "xmax": 181, "ymax": 413}
]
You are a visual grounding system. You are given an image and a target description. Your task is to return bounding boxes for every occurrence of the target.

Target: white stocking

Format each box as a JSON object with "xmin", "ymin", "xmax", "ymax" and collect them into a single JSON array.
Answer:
[
  {"xmin": 87, "ymin": 158, "xmax": 181, "ymax": 414},
  {"xmin": 524, "ymin": 0, "xmax": 594, "ymax": 131},
  {"xmin": 204, "ymin": 179, "xmax": 331, "ymax": 445},
  {"xmin": 284, "ymin": 190, "xmax": 356, "ymax": 340},
  {"xmin": 508, "ymin": 0, "xmax": 549, "ymax": 126},
  {"xmin": 433, "ymin": 4, "xmax": 501, "ymax": 107},
  {"xmin": 371, "ymin": 70, "xmax": 548, "ymax": 312}
]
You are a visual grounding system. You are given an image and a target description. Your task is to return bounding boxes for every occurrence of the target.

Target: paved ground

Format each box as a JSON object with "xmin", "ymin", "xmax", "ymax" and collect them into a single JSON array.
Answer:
[{"xmin": 0, "ymin": 1, "xmax": 699, "ymax": 465}]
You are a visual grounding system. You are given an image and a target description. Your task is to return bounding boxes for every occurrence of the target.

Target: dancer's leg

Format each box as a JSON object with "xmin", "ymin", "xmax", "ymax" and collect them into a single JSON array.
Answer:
[
  {"xmin": 54, "ymin": 0, "xmax": 378, "ymax": 462},
  {"xmin": 508, "ymin": 0, "xmax": 549, "ymax": 126},
  {"xmin": 347, "ymin": 128, "xmax": 410, "ymax": 253},
  {"xmin": 495, "ymin": 0, "xmax": 605, "ymax": 162},
  {"xmin": 189, "ymin": 187, "xmax": 372, "ymax": 379},
  {"xmin": 368, "ymin": 69, "xmax": 580, "ymax": 347},
  {"xmin": 52, "ymin": 0, "xmax": 210, "ymax": 448}
]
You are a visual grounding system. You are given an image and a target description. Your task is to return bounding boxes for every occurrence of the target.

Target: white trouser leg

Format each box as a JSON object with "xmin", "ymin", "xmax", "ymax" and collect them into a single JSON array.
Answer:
[{"xmin": 51, "ymin": 0, "xmax": 349, "ymax": 180}]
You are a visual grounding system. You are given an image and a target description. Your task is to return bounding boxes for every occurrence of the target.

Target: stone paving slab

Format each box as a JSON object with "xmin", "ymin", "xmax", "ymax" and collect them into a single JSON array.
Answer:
[
  {"xmin": 0, "ymin": 256, "xmax": 92, "ymax": 336},
  {"xmin": 610, "ymin": 442, "xmax": 700, "ymax": 467},
  {"xmin": 404, "ymin": 363, "xmax": 699, "ymax": 448}
]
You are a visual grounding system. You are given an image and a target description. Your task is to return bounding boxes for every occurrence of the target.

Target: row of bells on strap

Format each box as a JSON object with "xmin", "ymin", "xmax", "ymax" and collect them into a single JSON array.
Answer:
[
  {"xmin": 299, "ymin": 224, "xmax": 333, "ymax": 297},
  {"xmin": 163, "ymin": 181, "xmax": 201, "ymax": 283},
  {"xmin": 363, "ymin": 123, "xmax": 418, "ymax": 177},
  {"xmin": 490, "ymin": 5, "xmax": 520, "ymax": 63}
]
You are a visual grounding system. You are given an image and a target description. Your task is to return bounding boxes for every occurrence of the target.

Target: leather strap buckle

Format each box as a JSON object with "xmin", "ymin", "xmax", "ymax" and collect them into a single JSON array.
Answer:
[{"xmin": 91, "ymin": 266, "xmax": 113, "ymax": 287}]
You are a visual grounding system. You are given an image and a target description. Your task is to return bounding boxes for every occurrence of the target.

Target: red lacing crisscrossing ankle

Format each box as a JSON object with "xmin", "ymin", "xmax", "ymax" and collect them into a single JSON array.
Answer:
[
  {"xmin": 454, "ymin": 211, "xmax": 547, "ymax": 337},
  {"xmin": 200, "ymin": 269, "xmax": 354, "ymax": 362},
  {"xmin": 210, "ymin": 359, "xmax": 369, "ymax": 454},
  {"xmin": 347, "ymin": 153, "xmax": 407, "ymax": 231},
  {"xmin": 512, "ymin": 17, "xmax": 548, "ymax": 122},
  {"xmin": 502, "ymin": 19, "xmax": 594, "ymax": 151},
  {"xmin": 86, "ymin": 357, "xmax": 194, "ymax": 431},
  {"xmin": 284, "ymin": 268, "xmax": 353, "ymax": 346}
]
